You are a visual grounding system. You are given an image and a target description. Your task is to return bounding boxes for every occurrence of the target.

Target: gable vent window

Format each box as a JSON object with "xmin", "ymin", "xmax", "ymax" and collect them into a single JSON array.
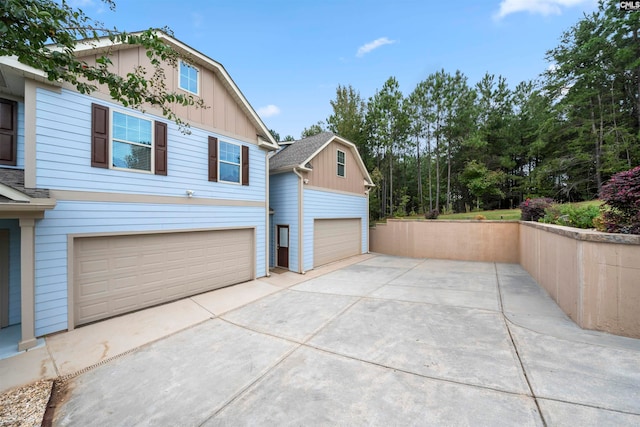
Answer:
[
  {"xmin": 337, "ymin": 149, "xmax": 346, "ymax": 177},
  {"xmin": 91, "ymin": 103, "xmax": 167, "ymax": 175},
  {"xmin": 179, "ymin": 61, "xmax": 199, "ymax": 95}
]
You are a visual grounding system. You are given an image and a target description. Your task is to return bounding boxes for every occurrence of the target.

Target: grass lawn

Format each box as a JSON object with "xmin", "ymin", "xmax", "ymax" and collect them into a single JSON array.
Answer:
[{"xmin": 401, "ymin": 200, "xmax": 602, "ymax": 221}]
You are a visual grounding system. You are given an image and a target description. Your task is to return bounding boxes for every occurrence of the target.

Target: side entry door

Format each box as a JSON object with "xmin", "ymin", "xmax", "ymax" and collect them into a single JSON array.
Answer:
[{"xmin": 276, "ymin": 225, "xmax": 289, "ymax": 269}]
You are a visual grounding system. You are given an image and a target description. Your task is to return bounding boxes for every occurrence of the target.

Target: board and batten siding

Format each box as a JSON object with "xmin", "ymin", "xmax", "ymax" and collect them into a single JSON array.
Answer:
[
  {"xmin": 303, "ymin": 141, "xmax": 366, "ymax": 194},
  {"xmin": 302, "ymin": 188, "xmax": 368, "ymax": 272},
  {"xmin": 35, "ymin": 88, "xmax": 265, "ymax": 201},
  {"xmin": 269, "ymin": 173, "xmax": 300, "ymax": 272},
  {"xmin": 34, "ymin": 201, "xmax": 267, "ymax": 336},
  {"xmin": 80, "ymin": 46, "xmax": 256, "ymax": 141},
  {"xmin": 0, "ymin": 219, "xmax": 21, "ymax": 325}
]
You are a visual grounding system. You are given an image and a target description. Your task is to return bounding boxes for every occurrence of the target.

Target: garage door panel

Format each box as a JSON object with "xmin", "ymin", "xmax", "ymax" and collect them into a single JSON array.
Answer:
[
  {"xmin": 314, "ymin": 219, "xmax": 361, "ymax": 267},
  {"xmin": 74, "ymin": 229, "xmax": 253, "ymax": 326}
]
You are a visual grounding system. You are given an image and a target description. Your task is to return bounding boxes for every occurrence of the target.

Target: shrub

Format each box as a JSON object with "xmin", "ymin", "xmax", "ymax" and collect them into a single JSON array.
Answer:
[
  {"xmin": 424, "ymin": 209, "xmax": 439, "ymax": 219},
  {"xmin": 541, "ymin": 203, "xmax": 600, "ymax": 229},
  {"xmin": 599, "ymin": 165, "xmax": 640, "ymax": 234},
  {"xmin": 519, "ymin": 197, "xmax": 554, "ymax": 222}
]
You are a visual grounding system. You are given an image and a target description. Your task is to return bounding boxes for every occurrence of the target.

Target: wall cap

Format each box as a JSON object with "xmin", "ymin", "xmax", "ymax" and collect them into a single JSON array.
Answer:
[{"xmin": 519, "ymin": 221, "xmax": 640, "ymax": 245}]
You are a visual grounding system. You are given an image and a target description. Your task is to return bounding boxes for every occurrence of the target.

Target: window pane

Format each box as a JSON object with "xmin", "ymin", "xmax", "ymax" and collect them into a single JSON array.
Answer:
[
  {"xmin": 338, "ymin": 164, "xmax": 345, "ymax": 177},
  {"xmin": 180, "ymin": 62, "xmax": 198, "ymax": 93},
  {"xmin": 338, "ymin": 151, "xmax": 345, "ymax": 163},
  {"xmin": 220, "ymin": 142, "xmax": 240, "ymax": 164},
  {"xmin": 220, "ymin": 162, "xmax": 240, "ymax": 183},
  {"xmin": 113, "ymin": 141, "xmax": 151, "ymax": 171},
  {"xmin": 113, "ymin": 112, "xmax": 151, "ymax": 145}
]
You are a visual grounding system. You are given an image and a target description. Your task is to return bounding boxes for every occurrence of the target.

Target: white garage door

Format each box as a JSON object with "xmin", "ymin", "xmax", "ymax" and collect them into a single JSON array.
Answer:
[
  {"xmin": 74, "ymin": 229, "xmax": 253, "ymax": 326},
  {"xmin": 313, "ymin": 218, "xmax": 361, "ymax": 267}
]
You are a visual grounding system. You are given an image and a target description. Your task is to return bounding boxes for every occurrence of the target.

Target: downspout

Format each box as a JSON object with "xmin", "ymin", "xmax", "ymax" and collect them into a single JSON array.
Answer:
[
  {"xmin": 265, "ymin": 150, "xmax": 270, "ymax": 277},
  {"xmin": 365, "ymin": 187, "xmax": 372, "ymax": 254},
  {"xmin": 293, "ymin": 167, "xmax": 305, "ymax": 274}
]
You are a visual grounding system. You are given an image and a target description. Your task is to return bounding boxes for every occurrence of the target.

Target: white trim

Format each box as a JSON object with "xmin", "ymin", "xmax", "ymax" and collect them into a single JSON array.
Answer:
[
  {"xmin": 178, "ymin": 60, "xmax": 200, "ymax": 96},
  {"xmin": 0, "ymin": 183, "xmax": 30, "ymax": 202},
  {"xmin": 337, "ymin": 149, "xmax": 346, "ymax": 178}
]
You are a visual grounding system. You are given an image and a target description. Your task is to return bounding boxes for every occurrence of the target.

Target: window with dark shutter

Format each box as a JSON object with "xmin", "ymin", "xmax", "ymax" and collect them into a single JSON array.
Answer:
[
  {"xmin": 0, "ymin": 99, "xmax": 17, "ymax": 166},
  {"xmin": 242, "ymin": 145, "xmax": 249, "ymax": 186},
  {"xmin": 208, "ymin": 136, "xmax": 218, "ymax": 182},
  {"xmin": 91, "ymin": 103, "xmax": 109, "ymax": 168},
  {"xmin": 154, "ymin": 121, "xmax": 167, "ymax": 175}
]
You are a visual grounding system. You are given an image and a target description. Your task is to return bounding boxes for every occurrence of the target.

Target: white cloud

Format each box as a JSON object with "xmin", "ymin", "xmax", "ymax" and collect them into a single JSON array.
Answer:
[
  {"xmin": 356, "ymin": 37, "xmax": 395, "ymax": 58},
  {"xmin": 191, "ymin": 12, "xmax": 204, "ymax": 29},
  {"xmin": 257, "ymin": 104, "xmax": 281, "ymax": 118},
  {"xmin": 494, "ymin": 0, "xmax": 591, "ymax": 19}
]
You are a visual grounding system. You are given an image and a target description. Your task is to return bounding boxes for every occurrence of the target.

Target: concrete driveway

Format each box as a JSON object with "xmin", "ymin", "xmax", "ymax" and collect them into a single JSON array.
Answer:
[{"xmin": 52, "ymin": 255, "xmax": 640, "ymax": 426}]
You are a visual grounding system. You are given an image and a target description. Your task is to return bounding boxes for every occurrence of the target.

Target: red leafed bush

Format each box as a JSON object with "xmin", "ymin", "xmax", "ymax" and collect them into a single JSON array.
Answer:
[
  {"xmin": 519, "ymin": 197, "xmax": 554, "ymax": 222},
  {"xmin": 599, "ymin": 165, "xmax": 640, "ymax": 234}
]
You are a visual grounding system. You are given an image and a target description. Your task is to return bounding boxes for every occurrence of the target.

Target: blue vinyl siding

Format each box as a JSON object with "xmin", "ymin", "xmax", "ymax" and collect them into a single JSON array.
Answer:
[
  {"xmin": 302, "ymin": 188, "xmax": 368, "ymax": 272},
  {"xmin": 33, "ymin": 201, "xmax": 267, "ymax": 336},
  {"xmin": 0, "ymin": 219, "xmax": 21, "ymax": 325},
  {"xmin": 35, "ymin": 88, "xmax": 265, "ymax": 201},
  {"xmin": 26, "ymin": 87, "xmax": 271, "ymax": 336},
  {"xmin": 269, "ymin": 173, "xmax": 300, "ymax": 272}
]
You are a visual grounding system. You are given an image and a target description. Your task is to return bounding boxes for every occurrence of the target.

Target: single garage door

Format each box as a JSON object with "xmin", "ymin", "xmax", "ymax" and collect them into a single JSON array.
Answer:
[
  {"xmin": 313, "ymin": 218, "xmax": 361, "ymax": 267},
  {"xmin": 74, "ymin": 229, "xmax": 253, "ymax": 326}
]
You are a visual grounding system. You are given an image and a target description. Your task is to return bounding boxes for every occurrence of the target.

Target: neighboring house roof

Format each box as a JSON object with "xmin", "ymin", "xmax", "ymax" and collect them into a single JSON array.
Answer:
[
  {"xmin": 0, "ymin": 31, "xmax": 279, "ymax": 151},
  {"xmin": 270, "ymin": 132, "xmax": 374, "ymax": 186}
]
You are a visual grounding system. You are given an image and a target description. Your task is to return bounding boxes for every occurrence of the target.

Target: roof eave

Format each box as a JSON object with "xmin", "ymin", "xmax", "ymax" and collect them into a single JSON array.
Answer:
[{"xmin": 70, "ymin": 31, "xmax": 278, "ymax": 147}]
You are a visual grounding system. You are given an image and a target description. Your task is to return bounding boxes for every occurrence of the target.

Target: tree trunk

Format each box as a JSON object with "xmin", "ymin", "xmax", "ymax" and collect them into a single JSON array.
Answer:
[
  {"xmin": 389, "ymin": 147, "xmax": 393, "ymax": 216},
  {"xmin": 435, "ymin": 119, "xmax": 441, "ymax": 211},
  {"xmin": 416, "ymin": 135, "xmax": 424, "ymax": 214},
  {"xmin": 427, "ymin": 130, "xmax": 433, "ymax": 212},
  {"xmin": 590, "ymin": 95, "xmax": 603, "ymax": 194},
  {"xmin": 446, "ymin": 140, "xmax": 452, "ymax": 212}
]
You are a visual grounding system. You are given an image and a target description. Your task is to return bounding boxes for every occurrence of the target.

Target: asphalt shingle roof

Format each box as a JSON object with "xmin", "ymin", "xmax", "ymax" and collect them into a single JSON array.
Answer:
[
  {"xmin": 0, "ymin": 168, "xmax": 50, "ymax": 199},
  {"xmin": 269, "ymin": 132, "xmax": 335, "ymax": 171}
]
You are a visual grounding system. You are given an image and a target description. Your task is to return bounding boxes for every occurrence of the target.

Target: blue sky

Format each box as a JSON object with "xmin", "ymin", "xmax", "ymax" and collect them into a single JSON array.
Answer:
[{"xmin": 78, "ymin": 0, "xmax": 598, "ymax": 139}]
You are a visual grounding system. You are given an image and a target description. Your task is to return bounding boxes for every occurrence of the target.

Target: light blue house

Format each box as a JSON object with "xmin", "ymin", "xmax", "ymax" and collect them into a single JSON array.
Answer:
[
  {"xmin": 269, "ymin": 132, "xmax": 374, "ymax": 273},
  {"xmin": 0, "ymin": 33, "xmax": 278, "ymax": 352}
]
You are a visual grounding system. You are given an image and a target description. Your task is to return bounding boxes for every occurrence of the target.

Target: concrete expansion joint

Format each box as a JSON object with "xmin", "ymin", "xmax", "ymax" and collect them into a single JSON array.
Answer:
[
  {"xmin": 55, "ymin": 317, "xmax": 215, "ymax": 383},
  {"xmin": 493, "ymin": 263, "xmax": 548, "ymax": 427},
  {"xmin": 218, "ymin": 302, "xmax": 535, "ymax": 401}
]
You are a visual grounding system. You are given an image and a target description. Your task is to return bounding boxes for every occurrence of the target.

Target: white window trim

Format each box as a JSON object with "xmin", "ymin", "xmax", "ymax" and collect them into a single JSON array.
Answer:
[
  {"xmin": 110, "ymin": 109, "xmax": 154, "ymax": 174},
  {"xmin": 337, "ymin": 149, "xmax": 346, "ymax": 178},
  {"xmin": 179, "ymin": 60, "xmax": 200, "ymax": 96},
  {"xmin": 218, "ymin": 140, "xmax": 242, "ymax": 185}
]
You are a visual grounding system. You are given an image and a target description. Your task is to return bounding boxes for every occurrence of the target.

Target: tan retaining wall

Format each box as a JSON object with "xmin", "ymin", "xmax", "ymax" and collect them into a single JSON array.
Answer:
[
  {"xmin": 519, "ymin": 222, "xmax": 640, "ymax": 339},
  {"xmin": 369, "ymin": 220, "xmax": 520, "ymax": 263},
  {"xmin": 369, "ymin": 219, "xmax": 640, "ymax": 338}
]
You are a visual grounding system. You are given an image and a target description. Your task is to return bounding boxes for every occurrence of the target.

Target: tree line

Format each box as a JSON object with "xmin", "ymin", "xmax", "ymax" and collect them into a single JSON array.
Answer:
[{"xmin": 272, "ymin": 1, "xmax": 640, "ymax": 220}]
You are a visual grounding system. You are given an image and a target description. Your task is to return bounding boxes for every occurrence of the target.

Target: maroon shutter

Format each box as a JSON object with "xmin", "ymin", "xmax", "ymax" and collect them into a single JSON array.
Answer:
[
  {"xmin": 154, "ymin": 121, "xmax": 167, "ymax": 175},
  {"xmin": 91, "ymin": 103, "xmax": 109, "ymax": 168},
  {"xmin": 208, "ymin": 136, "xmax": 218, "ymax": 182},
  {"xmin": 241, "ymin": 145, "xmax": 249, "ymax": 186},
  {"xmin": 0, "ymin": 99, "xmax": 17, "ymax": 166}
]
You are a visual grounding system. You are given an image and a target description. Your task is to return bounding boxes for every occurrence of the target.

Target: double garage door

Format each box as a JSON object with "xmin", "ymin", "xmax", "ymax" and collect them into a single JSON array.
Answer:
[
  {"xmin": 313, "ymin": 218, "xmax": 362, "ymax": 267},
  {"xmin": 74, "ymin": 229, "xmax": 253, "ymax": 326}
]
